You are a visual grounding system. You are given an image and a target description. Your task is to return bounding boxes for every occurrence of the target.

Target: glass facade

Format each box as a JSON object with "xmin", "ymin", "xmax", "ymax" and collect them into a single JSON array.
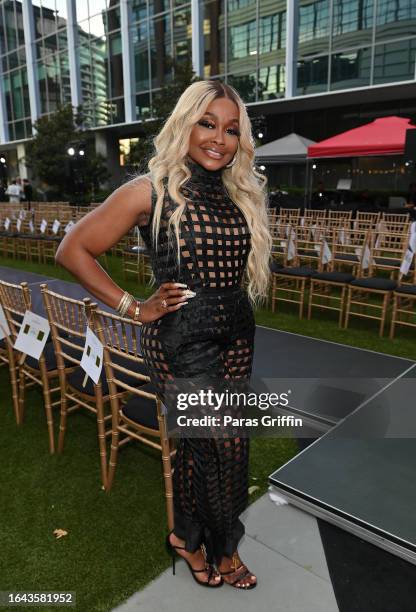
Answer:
[
  {"xmin": 76, "ymin": 0, "xmax": 123, "ymax": 127},
  {"xmin": 32, "ymin": 0, "xmax": 71, "ymax": 116},
  {"xmin": 0, "ymin": 0, "xmax": 31, "ymax": 140},
  {"xmin": 297, "ymin": 0, "xmax": 416, "ymax": 95},
  {"xmin": 0, "ymin": 0, "xmax": 415, "ymax": 144}
]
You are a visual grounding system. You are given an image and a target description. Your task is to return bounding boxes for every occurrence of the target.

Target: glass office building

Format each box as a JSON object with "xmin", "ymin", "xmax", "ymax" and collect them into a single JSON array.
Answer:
[{"xmin": 0, "ymin": 0, "xmax": 415, "ymax": 180}]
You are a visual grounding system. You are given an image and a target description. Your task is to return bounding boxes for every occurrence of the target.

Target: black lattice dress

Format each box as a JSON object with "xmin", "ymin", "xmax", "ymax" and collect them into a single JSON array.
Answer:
[{"xmin": 138, "ymin": 157, "xmax": 256, "ymax": 566}]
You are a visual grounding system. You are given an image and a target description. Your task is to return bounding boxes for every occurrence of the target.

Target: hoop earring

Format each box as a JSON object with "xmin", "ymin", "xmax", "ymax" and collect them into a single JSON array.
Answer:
[{"xmin": 225, "ymin": 154, "xmax": 237, "ymax": 168}]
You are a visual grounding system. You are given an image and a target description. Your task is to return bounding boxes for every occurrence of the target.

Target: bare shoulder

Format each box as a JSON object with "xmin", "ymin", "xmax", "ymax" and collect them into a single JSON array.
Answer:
[{"xmin": 108, "ymin": 175, "xmax": 153, "ymax": 227}]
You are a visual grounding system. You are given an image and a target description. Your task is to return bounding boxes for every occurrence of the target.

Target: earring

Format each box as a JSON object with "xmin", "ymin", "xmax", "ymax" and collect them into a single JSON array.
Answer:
[{"xmin": 225, "ymin": 154, "xmax": 237, "ymax": 168}]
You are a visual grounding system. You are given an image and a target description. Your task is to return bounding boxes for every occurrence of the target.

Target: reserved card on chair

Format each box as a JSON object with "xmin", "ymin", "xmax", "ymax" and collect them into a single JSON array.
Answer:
[
  {"xmin": 14, "ymin": 310, "xmax": 50, "ymax": 360},
  {"xmin": 0, "ymin": 304, "xmax": 11, "ymax": 340},
  {"xmin": 80, "ymin": 326, "xmax": 103, "ymax": 385}
]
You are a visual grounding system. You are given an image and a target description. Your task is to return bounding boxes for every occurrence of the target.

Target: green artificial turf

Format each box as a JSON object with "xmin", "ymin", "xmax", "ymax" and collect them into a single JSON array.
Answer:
[
  {"xmin": 0, "ymin": 367, "xmax": 297, "ymax": 611},
  {"xmin": 0, "ymin": 252, "xmax": 414, "ymax": 610}
]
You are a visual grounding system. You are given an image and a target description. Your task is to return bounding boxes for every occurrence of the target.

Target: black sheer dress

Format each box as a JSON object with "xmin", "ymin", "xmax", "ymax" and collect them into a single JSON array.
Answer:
[{"xmin": 138, "ymin": 156, "xmax": 256, "ymax": 566}]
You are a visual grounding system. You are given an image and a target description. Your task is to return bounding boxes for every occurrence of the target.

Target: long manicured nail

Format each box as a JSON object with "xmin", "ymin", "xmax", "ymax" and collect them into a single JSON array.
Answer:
[
  {"xmin": 175, "ymin": 283, "xmax": 188, "ymax": 287},
  {"xmin": 180, "ymin": 301, "xmax": 189, "ymax": 306}
]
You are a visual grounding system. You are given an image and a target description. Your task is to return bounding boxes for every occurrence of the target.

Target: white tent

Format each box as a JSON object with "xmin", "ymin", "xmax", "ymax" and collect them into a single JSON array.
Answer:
[{"xmin": 255, "ymin": 133, "xmax": 316, "ymax": 164}]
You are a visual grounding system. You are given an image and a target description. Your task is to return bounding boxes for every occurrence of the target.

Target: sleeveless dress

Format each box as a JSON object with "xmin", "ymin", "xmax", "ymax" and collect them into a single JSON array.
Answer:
[{"xmin": 138, "ymin": 156, "xmax": 256, "ymax": 566}]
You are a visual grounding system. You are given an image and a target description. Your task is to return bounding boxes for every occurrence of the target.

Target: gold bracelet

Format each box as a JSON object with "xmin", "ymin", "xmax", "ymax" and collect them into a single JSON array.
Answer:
[
  {"xmin": 116, "ymin": 291, "xmax": 129, "ymax": 313},
  {"xmin": 120, "ymin": 294, "xmax": 134, "ymax": 317},
  {"xmin": 132, "ymin": 301, "xmax": 141, "ymax": 322},
  {"xmin": 117, "ymin": 292, "xmax": 134, "ymax": 317}
]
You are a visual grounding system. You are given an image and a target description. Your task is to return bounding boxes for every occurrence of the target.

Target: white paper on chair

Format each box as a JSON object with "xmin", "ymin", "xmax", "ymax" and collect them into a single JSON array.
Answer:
[
  {"xmin": 410, "ymin": 227, "xmax": 416, "ymax": 253},
  {"xmin": 19, "ymin": 209, "xmax": 26, "ymax": 220},
  {"xmin": 80, "ymin": 326, "xmax": 103, "ymax": 385},
  {"xmin": 40, "ymin": 219, "xmax": 47, "ymax": 233},
  {"xmin": 16, "ymin": 219, "xmax": 21, "ymax": 232},
  {"xmin": 52, "ymin": 219, "xmax": 60, "ymax": 234},
  {"xmin": 29, "ymin": 220, "xmax": 34, "ymax": 233},
  {"xmin": 356, "ymin": 245, "xmax": 372, "ymax": 269},
  {"xmin": 0, "ymin": 304, "xmax": 11, "ymax": 340},
  {"xmin": 14, "ymin": 310, "xmax": 50, "ymax": 360},
  {"xmin": 64, "ymin": 220, "xmax": 75, "ymax": 233},
  {"xmin": 322, "ymin": 239, "xmax": 333, "ymax": 264},
  {"xmin": 287, "ymin": 235, "xmax": 297, "ymax": 261},
  {"xmin": 4, "ymin": 217, "xmax": 10, "ymax": 230},
  {"xmin": 400, "ymin": 249, "xmax": 414, "ymax": 275}
]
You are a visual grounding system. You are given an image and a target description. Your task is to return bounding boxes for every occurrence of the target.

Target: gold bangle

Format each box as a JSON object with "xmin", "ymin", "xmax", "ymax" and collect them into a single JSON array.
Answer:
[
  {"xmin": 132, "ymin": 301, "xmax": 141, "ymax": 322},
  {"xmin": 116, "ymin": 291, "xmax": 130, "ymax": 313},
  {"xmin": 117, "ymin": 291, "xmax": 134, "ymax": 317},
  {"xmin": 120, "ymin": 294, "xmax": 134, "ymax": 317}
]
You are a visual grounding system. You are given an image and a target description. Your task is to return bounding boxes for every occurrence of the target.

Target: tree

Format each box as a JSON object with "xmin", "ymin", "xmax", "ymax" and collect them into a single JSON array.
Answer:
[
  {"xmin": 125, "ymin": 57, "xmax": 202, "ymax": 171},
  {"xmin": 25, "ymin": 104, "xmax": 109, "ymax": 202}
]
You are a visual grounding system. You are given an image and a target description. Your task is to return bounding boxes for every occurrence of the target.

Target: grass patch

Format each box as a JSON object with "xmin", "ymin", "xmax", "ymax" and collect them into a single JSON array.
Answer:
[{"xmin": 0, "ymin": 368, "xmax": 297, "ymax": 611}]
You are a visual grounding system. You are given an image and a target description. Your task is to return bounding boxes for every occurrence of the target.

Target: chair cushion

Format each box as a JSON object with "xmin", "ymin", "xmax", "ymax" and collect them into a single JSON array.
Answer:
[
  {"xmin": 68, "ymin": 353, "xmax": 149, "ymax": 396},
  {"xmin": 374, "ymin": 257, "xmax": 402, "ymax": 268},
  {"xmin": 278, "ymin": 266, "xmax": 315, "ymax": 277},
  {"xmin": 395, "ymin": 284, "xmax": 416, "ymax": 295},
  {"xmin": 25, "ymin": 341, "xmax": 57, "ymax": 371},
  {"xmin": 312, "ymin": 271, "xmax": 355, "ymax": 283},
  {"xmin": 269, "ymin": 260, "xmax": 284, "ymax": 273},
  {"xmin": 121, "ymin": 382, "xmax": 159, "ymax": 429},
  {"xmin": 350, "ymin": 277, "xmax": 397, "ymax": 290},
  {"xmin": 335, "ymin": 254, "xmax": 359, "ymax": 262}
]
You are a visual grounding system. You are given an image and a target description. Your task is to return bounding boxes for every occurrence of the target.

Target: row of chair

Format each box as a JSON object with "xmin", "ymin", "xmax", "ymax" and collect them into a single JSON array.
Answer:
[
  {"xmin": 269, "ymin": 221, "xmax": 416, "ymax": 337},
  {"xmin": 270, "ymin": 208, "xmax": 411, "ymax": 229},
  {"xmin": 0, "ymin": 280, "xmax": 175, "ymax": 530}
]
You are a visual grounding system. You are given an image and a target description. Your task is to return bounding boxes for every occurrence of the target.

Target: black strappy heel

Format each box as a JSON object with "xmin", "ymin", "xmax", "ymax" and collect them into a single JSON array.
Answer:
[
  {"xmin": 165, "ymin": 530, "xmax": 223, "ymax": 588},
  {"xmin": 219, "ymin": 552, "xmax": 257, "ymax": 590}
]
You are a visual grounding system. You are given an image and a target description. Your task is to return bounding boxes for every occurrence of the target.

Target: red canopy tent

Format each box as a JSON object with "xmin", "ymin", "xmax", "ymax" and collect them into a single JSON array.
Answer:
[{"xmin": 308, "ymin": 116, "xmax": 416, "ymax": 159}]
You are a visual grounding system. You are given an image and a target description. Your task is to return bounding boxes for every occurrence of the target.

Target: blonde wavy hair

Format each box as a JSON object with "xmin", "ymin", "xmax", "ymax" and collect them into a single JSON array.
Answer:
[{"xmin": 131, "ymin": 79, "xmax": 272, "ymax": 307}]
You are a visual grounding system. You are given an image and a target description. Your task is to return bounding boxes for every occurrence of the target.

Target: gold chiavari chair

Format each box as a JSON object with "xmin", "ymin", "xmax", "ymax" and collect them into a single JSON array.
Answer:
[
  {"xmin": 0, "ymin": 284, "xmax": 21, "ymax": 423},
  {"xmin": 327, "ymin": 210, "xmax": 353, "ymax": 230},
  {"xmin": 371, "ymin": 223, "xmax": 410, "ymax": 280},
  {"xmin": 90, "ymin": 303, "xmax": 176, "ymax": 527},
  {"xmin": 389, "ymin": 233, "xmax": 416, "ymax": 338},
  {"xmin": 40, "ymin": 284, "xmax": 111, "ymax": 486},
  {"xmin": 122, "ymin": 227, "xmax": 150, "ymax": 284},
  {"xmin": 302, "ymin": 209, "xmax": 327, "ymax": 227},
  {"xmin": 344, "ymin": 235, "xmax": 397, "ymax": 337},
  {"xmin": 307, "ymin": 227, "xmax": 356, "ymax": 327},
  {"xmin": 353, "ymin": 211, "xmax": 381, "ymax": 232},
  {"xmin": 332, "ymin": 225, "xmax": 370, "ymax": 276},
  {"xmin": 278, "ymin": 207, "xmax": 301, "ymax": 225},
  {"xmin": 381, "ymin": 212, "xmax": 410, "ymax": 226},
  {"xmin": 0, "ymin": 280, "xmax": 61, "ymax": 452},
  {"xmin": 40, "ymin": 285, "xmax": 145, "ymax": 487},
  {"xmin": 270, "ymin": 223, "xmax": 320, "ymax": 318}
]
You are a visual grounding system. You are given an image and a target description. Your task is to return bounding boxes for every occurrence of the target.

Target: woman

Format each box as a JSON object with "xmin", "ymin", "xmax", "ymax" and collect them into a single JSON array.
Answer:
[{"xmin": 56, "ymin": 79, "xmax": 272, "ymax": 590}]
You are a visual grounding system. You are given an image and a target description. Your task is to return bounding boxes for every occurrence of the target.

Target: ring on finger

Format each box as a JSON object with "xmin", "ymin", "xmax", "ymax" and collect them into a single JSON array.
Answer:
[{"xmin": 161, "ymin": 298, "xmax": 168, "ymax": 309}]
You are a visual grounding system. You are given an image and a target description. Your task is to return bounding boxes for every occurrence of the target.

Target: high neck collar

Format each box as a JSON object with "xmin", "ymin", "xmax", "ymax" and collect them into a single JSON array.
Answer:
[{"xmin": 185, "ymin": 155, "xmax": 224, "ymax": 182}]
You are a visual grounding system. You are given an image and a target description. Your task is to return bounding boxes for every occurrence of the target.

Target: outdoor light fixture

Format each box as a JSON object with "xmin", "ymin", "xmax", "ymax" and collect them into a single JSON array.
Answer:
[
  {"xmin": 0, "ymin": 156, "xmax": 5, "ymax": 164},
  {"xmin": 79, "ymin": 150, "xmax": 85, "ymax": 156},
  {"xmin": 258, "ymin": 132, "xmax": 264, "ymax": 139},
  {"xmin": 67, "ymin": 147, "xmax": 75, "ymax": 156},
  {"xmin": 312, "ymin": 164, "xmax": 317, "ymax": 169},
  {"xmin": 259, "ymin": 165, "xmax": 266, "ymax": 171}
]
